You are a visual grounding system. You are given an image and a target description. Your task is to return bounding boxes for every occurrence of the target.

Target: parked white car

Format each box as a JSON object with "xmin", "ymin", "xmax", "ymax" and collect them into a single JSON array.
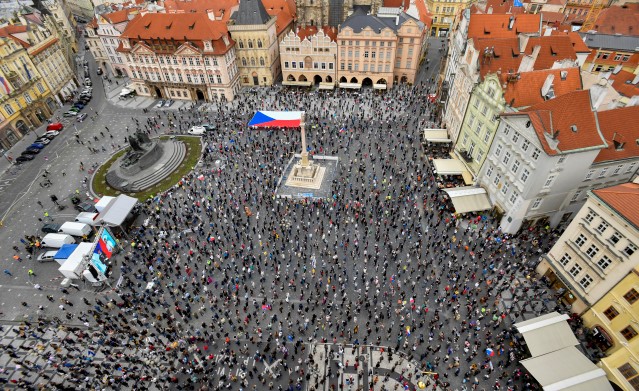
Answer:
[{"xmin": 187, "ymin": 126, "xmax": 206, "ymax": 135}]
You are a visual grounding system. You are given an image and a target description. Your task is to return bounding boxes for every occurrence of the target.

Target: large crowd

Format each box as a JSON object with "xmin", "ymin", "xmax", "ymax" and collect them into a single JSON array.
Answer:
[{"xmin": 2, "ymin": 85, "xmax": 566, "ymax": 390}]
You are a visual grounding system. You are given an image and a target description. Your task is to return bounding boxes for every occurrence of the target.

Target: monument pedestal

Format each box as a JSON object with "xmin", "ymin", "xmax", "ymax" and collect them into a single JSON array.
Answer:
[{"xmin": 284, "ymin": 151, "xmax": 326, "ymax": 189}]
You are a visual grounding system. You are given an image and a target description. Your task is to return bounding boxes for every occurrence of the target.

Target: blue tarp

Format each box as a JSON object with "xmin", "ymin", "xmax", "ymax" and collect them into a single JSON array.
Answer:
[{"xmin": 55, "ymin": 244, "xmax": 78, "ymax": 260}]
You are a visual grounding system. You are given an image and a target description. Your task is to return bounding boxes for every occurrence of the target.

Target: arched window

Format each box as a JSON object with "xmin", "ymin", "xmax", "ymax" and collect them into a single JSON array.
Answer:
[
  {"xmin": 250, "ymin": 58, "xmax": 256, "ymax": 66},
  {"xmin": 239, "ymin": 40, "xmax": 244, "ymax": 49},
  {"xmin": 257, "ymin": 39, "xmax": 263, "ymax": 48},
  {"xmin": 242, "ymin": 58, "xmax": 247, "ymax": 66},
  {"xmin": 248, "ymin": 40, "xmax": 253, "ymax": 48},
  {"xmin": 259, "ymin": 57, "xmax": 265, "ymax": 66}
]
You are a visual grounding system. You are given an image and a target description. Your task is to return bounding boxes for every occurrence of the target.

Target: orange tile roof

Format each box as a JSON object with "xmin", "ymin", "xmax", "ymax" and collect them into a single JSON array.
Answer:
[
  {"xmin": 296, "ymin": 26, "xmax": 338, "ymax": 42},
  {"xmin": 540, "ymin": 11, "xmax": 565, "ymax": 26},
  {"xmin": 119, "ymin": 13, "xmax": 232, "ymax": 54},
  {"xmin": 163, "ymin": 0, "xmax": 239, "ymax": 21},
  {"xmin": 591, "ymin": 4, "xmax": 639, "ymax": 37},
  {"xmin": 502, "ymin": 67, "xmax": 582, "ymax": 108},
  {"xmin": 471, "ymin": 0, "xmax": 526, "ymax": 15},
  {"xmin": 474, "ymin": 37, "xmax": 523, "ymax": 77},
  {"xmin": 594, "ymin": 105, "xmax": 639, "ymax": 163},
  {"xmin": 523, "ymin": 35, "xmax": 577, "ymax": 70},
  {"xmin": 414, "ymin": 0, "xmax": 432, "ymax": 27},
  {"xmin": 517, "ymin": 90, "xmax": 606, "ymax": 155},
  {"xmin": 592, "ymin": 182, "xmax": 639, "ymax": 229},
  {"xmin": 608, "ymin": 69, "xmax": 639, "ymax": 98},
  {"xmin": 467, "ymin": 14, "xmax": 540, "ymax": 40},
  {"xmin": 263, "ymin": 0, "xmax": 295, "ymax": 35},
  {"xmin": 384, "ymin": 0, "xmax": 405, "ymax": 7},
  {"xmin": 86, "ymin": 17, "xmax": 98, "ymax": 28},
  {"xmin": 103, "ymin": 9, "xmax": 131, "ymax": 24},
  {"xmin": 0, "ymin": 25, "xmax": 29, "ymax": 48}
]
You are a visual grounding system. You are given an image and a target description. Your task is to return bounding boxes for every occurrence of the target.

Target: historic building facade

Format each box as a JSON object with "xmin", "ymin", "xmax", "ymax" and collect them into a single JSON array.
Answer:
[
  {"xmin": 296, "ymin": 0, "xmax": 382, "ymax": 28},
  {"xmin": 336, "ymin": 10, "xmax": 425, "ymax": 89},
  {"xmin": 118, "ymin": 13, "xmax": 241, "ymax": 101},
  {"xmin": 280, "ymin": 26, "xmax": 337, "ymax": 87}
]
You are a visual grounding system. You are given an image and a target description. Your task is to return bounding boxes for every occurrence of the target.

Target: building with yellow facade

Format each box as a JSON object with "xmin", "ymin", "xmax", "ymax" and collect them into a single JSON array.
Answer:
[
  {"xmin": 0, "ymin": 25, "xmax": 53, "ymax": 150},
  {"xmin": 582, "ymin": 267, "xmax": 639, "ymax": 390},
  {"xmin": 426, "ymin": 0, "xmax": 470, "ymax": 37}
]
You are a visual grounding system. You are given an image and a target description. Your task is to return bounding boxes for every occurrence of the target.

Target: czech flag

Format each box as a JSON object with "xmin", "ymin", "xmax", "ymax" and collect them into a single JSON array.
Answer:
[{"xmin": 248, "ymin": 111, "xmax": 304, "ymax": 128}]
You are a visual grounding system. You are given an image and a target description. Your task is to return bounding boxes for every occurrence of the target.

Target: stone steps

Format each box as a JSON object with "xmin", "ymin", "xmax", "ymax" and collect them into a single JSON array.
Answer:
[{"xmin": 128, "ymin": 140, "xmax": 186, "ymax": 192}]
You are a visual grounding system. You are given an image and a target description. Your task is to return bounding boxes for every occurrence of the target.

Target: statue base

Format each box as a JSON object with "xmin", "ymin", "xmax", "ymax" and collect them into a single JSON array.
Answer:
[{"xmin": 284, "ymin": 162, "xmax": 326, "ymax": 189}]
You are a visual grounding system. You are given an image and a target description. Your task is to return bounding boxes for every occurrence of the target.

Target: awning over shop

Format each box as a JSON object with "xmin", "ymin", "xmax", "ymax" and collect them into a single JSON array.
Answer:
[
  {"xmin": 432, "ymin": 158, "xmax": 467, "ymax": 175},
  {"xmin": 521, "ymin": 347, "xmax": 612, "ymax": 391},
  {"xmin": 282, "ymin": 80, "xmax": 312, "ymax": 87},
  {"xmin": 514, "ymin": 312, "xmax": 579, "ymax": 357},
  {"xmin": 423, "ymin": 129, "xmax": 451, "ymax": 143},
  {"xmin": 373, "ymin": 83, "xmax": 387, "ymax": 90},
  {"xmin": 442, "ymin": 186, "xmax": 491, "ymax": 214},
  {"xmin": 339, "ymin": 82, "xmax": 362, "ymax": 89},
  {"xmin": 98, "ymin": 194, "xmax": 138, "ymax": 227},
  {"xmin": 319, "ymin": 82, "xmax": 335, "ymax": 90}
]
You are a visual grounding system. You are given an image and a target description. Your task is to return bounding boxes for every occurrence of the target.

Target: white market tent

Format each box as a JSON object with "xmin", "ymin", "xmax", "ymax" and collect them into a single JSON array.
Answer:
[
  {"xmin": 97, "ymin": 194, "xmax": 138, "ymax": 227},
  {"xmin": 442, "ymin": 186, "xmax": 491, "ymax": 214},
  {"xmin": 514, "ymin": 312, "xmax": 579, "ymax": 356},
  {"xmin": 423, "ymin": 129, "xmax": 451, "ymax": 143},
  {"xmin": 58, "ymin": 242, "xmax": 94, "ymax": 279},
  {"xmin": 95, "ymin": 196, "xmax": 115, "ymax": 213},
  {"xmin": 521, "ymin": 347, "xmax": 611, "ymax": 391},
  {"xmin": 515, "ymin": 312, "xmax": 613, "ymax": 391},
  {"xmin": 432, "ymin": 158, "xmax": 467, "ymax": 175}
]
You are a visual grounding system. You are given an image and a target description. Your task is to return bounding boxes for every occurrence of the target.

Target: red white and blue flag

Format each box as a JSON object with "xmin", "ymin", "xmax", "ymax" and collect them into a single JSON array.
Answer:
[{"xmin": 248, "ymin": 111, "xmax": 303, "ymax": 128}]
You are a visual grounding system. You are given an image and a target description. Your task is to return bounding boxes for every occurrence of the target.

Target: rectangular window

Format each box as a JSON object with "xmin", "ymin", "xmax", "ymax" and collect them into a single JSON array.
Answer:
[
  {"xmin": 618, "ymin": 363, "xmax": 639, "ymax": 389},
  {"xmin": 512, "ymin": 132, "xmax": 519, "ymax": 143},
  {"xmin": 520, "ymin": 169, "xmax": 530, "ymax": 183},
  {"xmin": 284, "ymin": 61, "xmax": 289, "ymax": 68},
  {"xmin": 569, "ymin": 263, "xmax": 583, "ymax": 277},
  {"xmin": 501, "ymin": 182, "xmax": 509, "ymax": 195},
  {"xmin": 585, "ymin": 169, "xmax": 595, "ymax": 180},
  {"xmin": 299, "ymin": 62, "xmax": 303, "ymax": 68},
  {"xmin": 292, "ymin": 62, "xmax": 296, "ymax": 68},
  {"xmin": 559, "ymin": 253, "xmax": 572, "ymax": 266},
  {"xmin": 495, "ymin": 144, "xmax": 503, "ymax": 157},
  {"xmin": 599, "ymin": 168, "xmax": 608, "ymax": 178},
  {"xmin": 493, "ymin": 173, "xmax": 502, "ymax": 186},
  {"xmin": 216, "ymin": 75, "xmax": 222, "ymax": 84},
  {"xmin": 624, "ymin": 288, "xmax": 639, "ymax": 304},
  {"xmin": 502, "ymin": 151, "xmax": 511, "ymax": 165},
  {"xmin": 522, "ymin": 139, "xmax": 530, "ymax": 151},
  {"xmin": 4, "ymin": 104, "xmax": 14, "ymax": 115},
  {"xmin": 575, "ymin": 234, "xmax": 587, "ymax": 247},
  {"xmin": 483, "ymin": 129, "xmax": 491, "ymax": 143},
  {"xmin": 596, "ymin": 221, "xmax": 609, "ymax": 234},
  {"xmin": 585, "ymin": 244, "xmax": 599, "ymax": 259},
  {"xmin": 597, "ymin": 255, "xmax": 612, "ymax": 270},
  {"xmin": 626, "ymin": 163, "xmax": 637, "ymax": 173},
  {"xmin": 543, "ymin": 175, "xmax": 556, "ymax": 188},
  {"xmin": 613, "ymin": 164, "xmax": 623, "ymax": 175},
  {"xmin": 486, "ymin": 165, "xmax": 494, "ymax": 178},
  {"xmin": 604, "ymin": 306, "xmax": 619, "ymax": 320},
  {"xmin": 610, "ymin": 231, "xmax": 621, "ymax": 244},
  {"xmin": 579, "ymin": 274, "xmax": 593, "ymax": 289},
  {"xmin": 510, "ymin": 161, "xmax": 520, "ymax": 175},
  {"xmin": 621, "ymin": 326, "xmax": 638, "ymax": 341},
  {"xmin": 625, "ymin": 243, "xmax": 637, "ymax": 257},
  {"xmin": 531, "ymin": 197, "xmax": 543, "ymax": 210},
  {"xmin": 585, "ymin": 210, "xmax": 596, "ymax": 223},
  {"xmin": 571, "ymin": 191, "xmax": 582, "ymax": 202},
  {"xmin": 532, "ymin": 148, "xmax": 541, "ymax": 160},
  {"xmin": 509, "ymin": 193, "xmax": 518, "ymax": 204}
]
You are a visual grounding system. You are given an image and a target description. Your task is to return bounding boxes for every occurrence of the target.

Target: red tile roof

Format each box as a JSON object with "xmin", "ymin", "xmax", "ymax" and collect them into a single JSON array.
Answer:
[
  {"xmin": 467, "ymin": 14, "xmax": 540, "ymax": 39},
  {"xmin": 119, "ymin": 13, "xmax": 233, "ymax": 54},
  {"xmin": 29, "ymin": 37, "xmax": 59, "ymax": 56},
  {"xmin": 86, "ymin": 17, "xmax": 98, "ymax": 28},
  {"xmin": 296, "ymin": 26, "xmax": 338, "ymax": 42},
  {"xmin": 608, "ymin": 69, "xmax": 639, "ymax": 98},
  {"xmin": 471, "ymin": 0, "xmax": 526, "ymax": 15},
  {"xmin": 0, "ymin": 25, "xmax": 30, "ymax": 48},
  {"xmin": 384, "ymin": 0, "xmax": 406, "ymax": 8},
  {"xmin": 594, "ymin": 105, "xmax": 639, "ymax": 163},
  {"xmin": 540, "ymin": 11, "xmax": 565, "ymax": 26},
  {"xmin": 263, "ymin": 0, "xmax": 295, "ymax": 35},
  {"xmin": 103, "ymin": 9, "xmax": 131, "ymax": 24},
  {"xmin": 163, "ymin": 0, "xmax": 239, "ymax": 21},
  {"xmin": 502, "ymin": 67, "xmax": 582, "ymax": 108},
  {"xmin": 518, "ymin": 90, "xmax": 606, "ymax": 155},
  {"xmin": 592, "ymin": 182, "xmax": 639, "ymax": 229},
  {"xmin": 591, "ymin": 4, "xmax": 639, "ymax": 37},
  {"xmin": 414, "ymin": 0, "xmax": 432, "ymax": 27},
  {"xmin": 523, "ymin": 35, "xmax": 577, "ymax": 70}
]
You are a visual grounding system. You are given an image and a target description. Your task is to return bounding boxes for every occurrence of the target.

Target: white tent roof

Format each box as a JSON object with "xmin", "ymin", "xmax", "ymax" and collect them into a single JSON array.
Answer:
[
  {"xmin": 98, "ymin": 195, "xmax": 138, "ymax": 226},
  {"xmin": 423, "ymin": 129, "xmax": 451, "ymax": 143},
  {"xmin": 442, "ymin": 186, "xmax": 491, "ymax": 214},
  {"xmin": 515, "ymin": 312, "xmax": 580, "ymax": 356},
  {"xmin": 521, "ymin": 347, "xmax": 612, "ymax": 391},
  {"xmin": 95, "ymin": 196, "xmax": 115, "ymax": 213},
  {"xmin": 432, "ymin": 158, "xmax": 467, "ymax": 175}
]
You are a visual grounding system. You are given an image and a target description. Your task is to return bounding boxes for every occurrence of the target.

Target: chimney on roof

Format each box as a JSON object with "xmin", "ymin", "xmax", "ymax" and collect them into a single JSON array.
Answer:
[
  {"xmin": 508, "ymin": 16, "xmax": 514, "ymax": 30},
  {"xmin": 395, "ymin": 14, "xmax": 399, "ymax": 25},
  {"xmin": 589, "ymin": 85, "xmax": 608, "ymax": 110},
  {"xmin": 517, "ymin": 45, "xmax": 540, "ymax": 73},
  {"xmin": 633, "ymin": 73, "xmax": 639, "ymax": 85},
  {"xmin": 487, "ymin": 6, "xmax": 493, "ymax": 14},
  {"xmin": 627, "ymin": 96, "xmax": 639, "ymax": 107},
  {"xmin": 612, "ymin": 64, "xmax": 622, "ymax": 75}
]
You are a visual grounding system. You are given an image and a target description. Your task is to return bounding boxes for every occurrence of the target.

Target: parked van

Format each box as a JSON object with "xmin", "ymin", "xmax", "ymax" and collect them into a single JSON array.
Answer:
[
  {"xmin": 41, "ymin": 233, "xmax": 75, "ymax": 248},
  {"xmin": 58, "ymin": 222, "xmax": 92, "ymax": 237},
  {"xmin": 75, "ymin": 212, "xmax": 99, "ymax": 226}
]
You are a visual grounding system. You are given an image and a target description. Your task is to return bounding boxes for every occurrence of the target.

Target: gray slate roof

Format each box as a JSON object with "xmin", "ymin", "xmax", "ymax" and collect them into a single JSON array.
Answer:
[
  {"xmin": 580, "ymin": 32, "xmax": 639, "ymax": 52},
  {"xmin": 233, "ymin": 0, "xmax": 271, "ymax": 25},
  {"xmin": 341, "ymin": 10, "xmax": 423, "ymax": 34}
]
